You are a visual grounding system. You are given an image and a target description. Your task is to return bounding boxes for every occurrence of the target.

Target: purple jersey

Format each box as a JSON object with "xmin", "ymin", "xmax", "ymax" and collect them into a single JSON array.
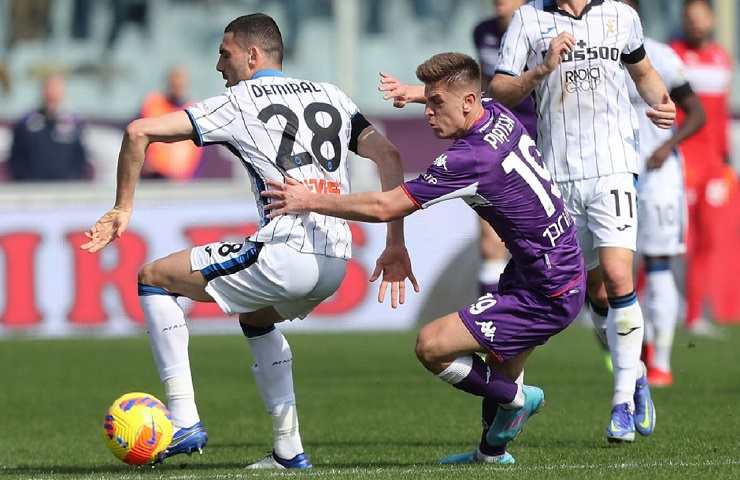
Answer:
[
  {"xmin": 473, "ymin": 17, "xmax": 538, "ymax": 139},
  {"xmin": 403, "ymin": 100, "xmax": 583, "ymax": 296}
]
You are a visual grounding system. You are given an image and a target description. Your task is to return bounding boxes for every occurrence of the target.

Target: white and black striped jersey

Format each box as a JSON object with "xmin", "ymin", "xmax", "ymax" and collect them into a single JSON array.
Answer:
[
  {"xmin": 497, "ymin": 0, "xmax": 646, "ymax": 182},
  {"xmin": 186, "ymin": 70, "xmax": 366, "ymax": 259},
  {"xmin": 627, "ymin": 38, "xmax": 690, "ymax": 173}
]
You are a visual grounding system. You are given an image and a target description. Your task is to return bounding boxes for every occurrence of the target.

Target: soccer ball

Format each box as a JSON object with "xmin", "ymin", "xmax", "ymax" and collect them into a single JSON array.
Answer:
[{"xmin": 103, "ymin": 392, "xmax": 174, "ymax": 465}]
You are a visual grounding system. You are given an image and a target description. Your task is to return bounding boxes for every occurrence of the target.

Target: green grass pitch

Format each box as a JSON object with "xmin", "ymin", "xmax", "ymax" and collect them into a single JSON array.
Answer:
[{"xmin": 1, "ymin": 325, "xmax": 739, "ymax": 479}]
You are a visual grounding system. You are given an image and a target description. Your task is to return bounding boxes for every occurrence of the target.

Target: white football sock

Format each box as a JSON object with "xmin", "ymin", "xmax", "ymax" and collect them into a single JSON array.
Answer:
[
  {"xmin": 479, "ymin": 259, "xmax": 507, "ymax": 285},
  {"xmin": 247, "ymin": 327, "xmax": 303, "ymax": 459},
  {"xmin": 140, "ymin": 292, "xmax": 199, "ymax": 428},
  {"xmin": 164, "ymin": 376, "xmax": 199, "ymax": 429},
  {"xmin": 606, "ymin": 292, "xmax": 644, "ymax": 407},
  {"xmin": 646, "ymin": 270, "xmax": 679, "ymax": 372}
]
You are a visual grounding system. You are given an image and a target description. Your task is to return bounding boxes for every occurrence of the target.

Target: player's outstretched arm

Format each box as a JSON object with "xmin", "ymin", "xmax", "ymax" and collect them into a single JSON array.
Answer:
[
  {"xmin": 378, "ymin": 72, "xmax": 426, "ymax": 108},
  {"xmin": 81, "ymin": 111, "xmax": 194, "ymax": 253},
  {"xmin": 262, "ymin": 177, "xmax": 417, "ymax": 222},
  {"xmin": 491, "ymin": 32, "xmax": 574, "ymax": 107},
  {"xmin": 626, "ymin": 58, "xmax": 676, "ymax": 130},
  {"xmin": 355, "ymin": 125, "xmax": 421, "ymax": 306}
]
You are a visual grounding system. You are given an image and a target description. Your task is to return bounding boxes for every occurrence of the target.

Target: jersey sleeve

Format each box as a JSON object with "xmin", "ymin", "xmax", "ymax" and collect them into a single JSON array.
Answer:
[
  {"xmin": 325, "ymin": 83, "xmax": 372, "ymax": 154},
  {"xmin": 402, "ymin": 141, "xmax": 480, "ymax": 209},
  {"xmin": 621, "ymin": 6, "xmax": 646, "ymax": 64},
  {"xmin": 658, "ymin": 46, "xmax": 688, "ymax": 91},
  {"xmin": 495, "ymin": 8, "xmax": 529, "ymax": 76},
  {"xmin": 185, "ymin": 92, "xmax": 239, "ymax": 146}
]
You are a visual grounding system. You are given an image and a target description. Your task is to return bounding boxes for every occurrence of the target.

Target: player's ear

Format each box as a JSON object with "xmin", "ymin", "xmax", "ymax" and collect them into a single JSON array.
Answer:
[
  {"xmin": 462, "ymin": 91, "xmax": 477, "ymax": 113},
  {"xmin": 247, "ymin": 45, "xmax": 260, "ymax": 69}
]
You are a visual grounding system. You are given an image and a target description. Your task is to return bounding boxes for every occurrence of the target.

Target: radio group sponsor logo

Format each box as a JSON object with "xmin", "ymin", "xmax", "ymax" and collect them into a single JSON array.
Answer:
[{"xmin": 564, "ymin": 66, "xmax": 602, "ymax": 93}]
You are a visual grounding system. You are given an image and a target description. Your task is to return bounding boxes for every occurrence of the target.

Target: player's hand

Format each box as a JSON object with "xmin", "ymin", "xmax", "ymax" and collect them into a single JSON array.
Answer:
[
  {"xmin": 369, "ymin": 244, "xmax": 420, "ymax": 308},
  {"xmin": 646, "ymin": 143, "xmax": 673, "ymax": 170},
  {"xmin": 378, "ymin": 72, "xmax": 411, "ymax": 108},
  {"xmin": 646, "ymin": 94, "xmax": 676, "ymax": 129},
  {"xmin": 80, "ymin": 207, "xmax": 131, "ymax": 253},
  {"xmin": 261, "ymin": 177, "xmax": 312, "ymax": 217},
  {"xmin": 539, "ymin": 32, "xmax": 576, "ymax": 75}
]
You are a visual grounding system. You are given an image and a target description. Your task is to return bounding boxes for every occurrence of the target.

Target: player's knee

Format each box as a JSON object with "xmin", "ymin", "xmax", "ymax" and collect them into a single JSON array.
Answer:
[
  {"xmin": 601, "ymin": 265, "xmax": 633, "ymax": 296},
  {"xmin": 415, "ymin": 326, "xmax": 441, "ymax": 370},
  {"xmin": 138, "ymin": 262, "xmax": 164, "ymax": 289}
]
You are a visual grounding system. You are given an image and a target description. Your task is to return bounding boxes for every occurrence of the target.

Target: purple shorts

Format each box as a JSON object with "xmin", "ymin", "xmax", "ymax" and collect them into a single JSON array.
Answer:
[{"xmin": 459, "ymin": 275, "xmax": 585, "ymax": 362}]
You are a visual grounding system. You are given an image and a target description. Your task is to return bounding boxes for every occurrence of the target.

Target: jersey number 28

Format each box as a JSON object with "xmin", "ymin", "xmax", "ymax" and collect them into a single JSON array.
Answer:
[{"xmin": 258, "ymin": 102, "xmax": 343, "ymax": 172}]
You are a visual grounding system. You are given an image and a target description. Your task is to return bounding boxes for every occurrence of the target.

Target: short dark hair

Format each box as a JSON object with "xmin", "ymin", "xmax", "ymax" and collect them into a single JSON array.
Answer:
[
  {"xmin": 684, "ymin": 0, "xmax": 712, "ymax": 10},
  {"xmin": 416, "ymin": 52, "xmax": 481, "ymax": 88},
  {"xmin": 225, "ymin": 13, "xmax": 284, "ymax": 64}
]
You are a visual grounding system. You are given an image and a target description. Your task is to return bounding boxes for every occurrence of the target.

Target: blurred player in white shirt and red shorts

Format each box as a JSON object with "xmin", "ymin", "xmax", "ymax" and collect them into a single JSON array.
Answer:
[{"xmin": 670, "ymin": 0, "xmax": 735, "ymax": 338}]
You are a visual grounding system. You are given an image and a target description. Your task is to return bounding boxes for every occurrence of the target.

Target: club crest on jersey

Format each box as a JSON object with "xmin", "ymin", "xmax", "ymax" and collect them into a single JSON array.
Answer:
[
  {"xmin": 607, "ymin": 19, "xmax": 616, "ymax": 35},
  {"xmin": 433, "ymin": 154, "xmax": 448, "ymax": 171}
]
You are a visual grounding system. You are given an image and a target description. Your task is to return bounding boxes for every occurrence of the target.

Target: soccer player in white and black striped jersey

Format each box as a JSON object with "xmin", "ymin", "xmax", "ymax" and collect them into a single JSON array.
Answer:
[
  {"xmin": 490, "ymin": 0, "xmax": 676, "ymax": 443},
  {"xmin": 82, "ymin": 13, "xmax": 418, "ymax": 469}
]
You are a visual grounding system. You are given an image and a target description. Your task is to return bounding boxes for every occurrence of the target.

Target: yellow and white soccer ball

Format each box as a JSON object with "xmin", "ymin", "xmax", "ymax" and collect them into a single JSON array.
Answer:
[{"xmin": 103, "ymin": 392, "xmax": 174, "ymax": 465}]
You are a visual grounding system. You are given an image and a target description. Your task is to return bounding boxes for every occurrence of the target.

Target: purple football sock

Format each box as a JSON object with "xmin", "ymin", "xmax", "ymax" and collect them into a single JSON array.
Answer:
[
  {"xmin": 453, "ymin": 354, "xmax": 518, "ymax": 404},
  {"xmin": 479, "ymin": 397, "xmax": 506, "ymax": 456}
]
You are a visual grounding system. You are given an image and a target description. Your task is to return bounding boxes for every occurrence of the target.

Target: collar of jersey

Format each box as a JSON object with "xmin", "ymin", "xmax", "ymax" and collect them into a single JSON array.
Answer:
[
  {"xmin": 252, "ymin": 69, "xmax": 285, "ymax": 79},
  {"xmin": 544, "ymin": 0, "xmax": 603, "ymax": 20}
]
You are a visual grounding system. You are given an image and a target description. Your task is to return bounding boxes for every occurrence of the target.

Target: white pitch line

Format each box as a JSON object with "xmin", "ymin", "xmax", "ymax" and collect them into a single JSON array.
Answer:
[{"xmin": 13, "ymin": 458, "xmax": 740, "ymax": 480}]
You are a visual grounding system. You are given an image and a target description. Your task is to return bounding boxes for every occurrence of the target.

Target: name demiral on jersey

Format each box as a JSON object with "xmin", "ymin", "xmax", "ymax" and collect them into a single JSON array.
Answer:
[
  {"xmin": 251, "ymin": 81, "xmax": 322, "ymax": 98},
  {"xmin": 541, "ymin": 41, "xmax": 621, "ymax": 94}
]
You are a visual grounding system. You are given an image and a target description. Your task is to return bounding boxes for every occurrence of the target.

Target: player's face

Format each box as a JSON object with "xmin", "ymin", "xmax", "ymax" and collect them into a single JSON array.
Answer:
[
  {"xmin": 423, "ymin": 82, "xmax": 469, "ymax": 139},
  {"xmin": 494, "ymin": 0, "xmax": 524, "ymax": 19},
  {"xmin": 684, "ymin": 2, "xmax": 714, "ymax": 44},
  {"xmin": 216, "ymin": 33, "xmax": 250, "ymax": 87}
]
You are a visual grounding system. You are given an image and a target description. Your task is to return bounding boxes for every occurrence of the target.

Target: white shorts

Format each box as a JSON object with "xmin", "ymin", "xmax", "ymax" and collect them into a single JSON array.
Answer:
[
  {"xmin": 636, "ymin": 159, "xmax": 687, "ymax": 257},
  {"xmin": 557, "ymin": 173, "xmax": 638, "ymax": 270},
  {"xmin": 190, "ymin": 240, "xmax": 347, "ymax": 319}
]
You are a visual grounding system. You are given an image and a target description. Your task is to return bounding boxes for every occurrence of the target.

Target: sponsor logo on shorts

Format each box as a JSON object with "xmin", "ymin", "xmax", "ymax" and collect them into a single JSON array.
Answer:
[
  {"xmin": 475, "ymin": 321, "xmax": 497, "ymax": 342},
  {"xmin": 617, "ymin": 224, "xmax": 632, "ymax": 231}
]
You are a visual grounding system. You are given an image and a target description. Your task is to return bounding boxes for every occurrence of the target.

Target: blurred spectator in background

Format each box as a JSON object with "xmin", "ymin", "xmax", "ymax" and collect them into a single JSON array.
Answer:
[
  {"xmin": 8, "ymin": 74, "xmax": 90, "ymax": 181},
  {"xmin": 139, "ymin": 66, "xmax": 202, "ymax": 180},
  {"xmin": 1, "ymin": 0, "xmax": 52, "ymax": 95},
  {"xmin": 670, "ymin": 0, "xmax": 733, "ymax": 336},
  {"xmin": 366, "ymin": 0, "xmax": 458, "ymax": 35}
]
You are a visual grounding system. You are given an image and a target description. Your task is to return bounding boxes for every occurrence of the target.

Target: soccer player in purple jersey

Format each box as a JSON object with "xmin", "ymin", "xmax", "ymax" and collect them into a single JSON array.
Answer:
[{"xmin": 263, "ymin": 53, "xmax": 586, "ymax": 464}]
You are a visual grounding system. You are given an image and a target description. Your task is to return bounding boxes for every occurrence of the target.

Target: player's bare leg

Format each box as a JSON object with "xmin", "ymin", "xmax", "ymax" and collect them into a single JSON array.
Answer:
[
  {"xmin": 478, "ymin": 219, "xmax": 508, "ymax": 295},
  {"xmin": 591, "ymin": 247, "xmax": 654, "ymax": 442},
  {"xmin": 138, "ymin": 248, "xmax": 213, "ymax": 462},
  {"xmin": 240, "ymin": 310, "xmax": 312, "ymax": 469},
  {"xmin": 416, "ymin": 313, "xmax": 543, "ymax": 464}
]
